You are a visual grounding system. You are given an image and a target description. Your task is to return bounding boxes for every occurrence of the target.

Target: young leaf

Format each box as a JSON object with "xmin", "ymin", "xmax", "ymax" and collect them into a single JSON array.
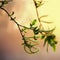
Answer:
[
  {"xmin": 34, "ymin": 1, "xmax": 44, "ymax": 8},
  {"xmin": 40, "ymin": 15, "xmax": 48, "ymax": 19},
  {"xmin": 41, "ymin": 35, "xmax": 45, "ymax": 39},
  {"xmin": 33, "ymin": 35, "xmax": 38, "ymax": 40},
  {"xmin": 33, "ymin": 27, "xmax": 40, "ymax": 35},
  {"xmin": 30, "ymin": 19, "xmax": 37, "ymax": 26},
  {"xmin": 40, "ymin": 27, "xmax": 56, "ymax": 33},
  {"xmin": 41, "ymin": 20, "xmax": 53, "ymax": 24},
  {"xmin": 52, "ymin": 44, "xmax": 56, "ymax": 51}
]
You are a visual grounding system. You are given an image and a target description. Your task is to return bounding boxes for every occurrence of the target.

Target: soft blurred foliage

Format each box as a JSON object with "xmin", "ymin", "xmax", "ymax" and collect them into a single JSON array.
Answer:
[{"xmin": 0, "ymin": 0, "xmax": 60, "ymax": 60}]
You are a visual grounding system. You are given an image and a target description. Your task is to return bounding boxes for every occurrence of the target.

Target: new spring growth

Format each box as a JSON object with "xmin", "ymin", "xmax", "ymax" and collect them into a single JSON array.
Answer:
[{"xmin": 0, "ymin": 0, "xmax": 57, "ymax": 54}]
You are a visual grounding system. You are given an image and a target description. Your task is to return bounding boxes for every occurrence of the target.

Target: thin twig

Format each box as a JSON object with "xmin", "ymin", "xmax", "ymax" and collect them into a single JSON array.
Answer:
[
  {"xmin": 0, "ymin": 7, "xmax": 24, "ymax": 37},
  {"xmin": 33, "ymin": 0, "xmax": 43, "ymax": 29}
]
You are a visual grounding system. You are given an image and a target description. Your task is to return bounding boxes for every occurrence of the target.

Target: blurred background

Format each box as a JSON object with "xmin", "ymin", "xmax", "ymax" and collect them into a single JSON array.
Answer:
[{"xmin": 0, "ymin": 0, "xmax": 60, "ymax": 60}]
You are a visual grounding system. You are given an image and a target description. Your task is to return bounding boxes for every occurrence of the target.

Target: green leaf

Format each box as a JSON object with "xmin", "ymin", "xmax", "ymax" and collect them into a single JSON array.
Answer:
[
  {"xmin": 21, "ymin": 27, "xmax": 27, "ymax": 32},
  {"xmin": 45, "ymin": 34, "xmax": 57, "ymax": 51},
  {"xmin": 52, "ymin": 44, "xmax": 56, "ymax": 51},
  {"xmin": 47, "ymin": 34, "xmax": 56, "ymax": 40},
  {"xmin": 30, "ymin": 19, "xmax": 37, "ymax": 26},
  {"xmin": 48, "ymin": 41, "xmax": 56, "ymax": 51},
  {"xmin": 41, "ymin": 35, "xmax": 45, "ymax": 39},
  {"xmin": 33, "ymin": 27, "xmax": 40, "ymax": 35},
  {"xmin": 33, "ymin": 35, "xmax": 38, "ymax": 40}
]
